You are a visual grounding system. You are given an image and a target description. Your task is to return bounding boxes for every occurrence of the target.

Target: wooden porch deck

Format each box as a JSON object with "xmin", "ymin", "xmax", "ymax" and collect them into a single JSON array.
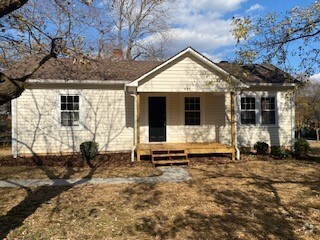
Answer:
[{"xmin": 137, "ymin": 142, "xmax": 235, "ymax": 165}]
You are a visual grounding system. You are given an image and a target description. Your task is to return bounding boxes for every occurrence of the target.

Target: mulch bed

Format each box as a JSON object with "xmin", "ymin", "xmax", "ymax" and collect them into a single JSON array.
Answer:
[{"xmin": 0, "ymin": 152, "xmax": 137, "ymax": 167}]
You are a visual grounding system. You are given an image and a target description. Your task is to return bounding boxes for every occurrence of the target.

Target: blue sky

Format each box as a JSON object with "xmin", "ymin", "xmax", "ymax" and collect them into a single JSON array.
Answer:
[{"xmin": 157, "ymin": 0, "xmax": 318, "ymax": 79}]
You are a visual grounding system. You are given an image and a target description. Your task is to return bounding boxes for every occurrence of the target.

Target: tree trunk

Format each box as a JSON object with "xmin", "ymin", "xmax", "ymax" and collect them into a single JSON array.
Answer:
[
  {"xmin": 0, "ymin": 0, "xmax": 28, "ymax": 18},
  {"xmin": 0, "ymin": 73, "xmax": 24, "ymax": 105},
  {"xmin": 316, "ymin": 128, "xmax": 320, "ymax": 142}
]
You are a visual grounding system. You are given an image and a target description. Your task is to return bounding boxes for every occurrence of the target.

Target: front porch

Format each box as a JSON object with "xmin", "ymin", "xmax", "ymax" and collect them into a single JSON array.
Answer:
[{"xmin": 137, "ymin": 142, "xmax": 235, "ymax": 166}]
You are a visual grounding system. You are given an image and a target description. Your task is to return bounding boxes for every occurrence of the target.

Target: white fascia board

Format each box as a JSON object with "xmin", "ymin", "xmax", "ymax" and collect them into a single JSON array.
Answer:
[
  {"xmin": 248, "ymin": 83, "xmax": 297, "ymax": 87},
  {"xmin": 126, "ymin": 47, "xmax": 249, "ymax": 89},
  {"xmin": 27, "ymin": 79, "xmax": 130, "ymax": 85}
]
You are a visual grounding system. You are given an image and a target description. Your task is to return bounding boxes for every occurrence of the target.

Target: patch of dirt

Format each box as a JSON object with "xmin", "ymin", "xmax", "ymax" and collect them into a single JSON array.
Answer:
[
  {"xmin": 0, "ymin": 152, "xmax": 134, "ymax": 167},
  {"xmin": 0, "ymin": 147, "xmax": 11, "ymax": 157}
]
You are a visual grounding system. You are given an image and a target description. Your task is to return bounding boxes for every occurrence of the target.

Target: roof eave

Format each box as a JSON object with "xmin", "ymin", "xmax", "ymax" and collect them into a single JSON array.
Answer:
[{"xmin": 27, "ymin": 79, "xmax": 131, "ymax": 85}]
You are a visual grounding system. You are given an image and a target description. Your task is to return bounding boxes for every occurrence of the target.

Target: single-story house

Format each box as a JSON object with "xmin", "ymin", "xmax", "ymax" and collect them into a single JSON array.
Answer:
[{"xmin": 10, "ymin": 47, "xmax": 297, "ymax": 163}]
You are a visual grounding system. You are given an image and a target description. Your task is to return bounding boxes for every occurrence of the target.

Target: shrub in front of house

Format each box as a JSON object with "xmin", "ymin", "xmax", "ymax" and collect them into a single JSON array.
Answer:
[
  {"xmin": 239, "ymin": 146, "xmax": 252, "ymax": 154},
  {"xmin": 271, "ymin": 146, "xmax": 291, "ymax": 159},
  {"xmin": 294, "ymin": 138, "xmax": 310, "ymax": 158},
  {"xmin": 80, "ymin": 141, "xmax": 99, "ymax": 167},
  {"xmin": 254, "ymin": 141, "xmax": 269, "ymax": 155}
]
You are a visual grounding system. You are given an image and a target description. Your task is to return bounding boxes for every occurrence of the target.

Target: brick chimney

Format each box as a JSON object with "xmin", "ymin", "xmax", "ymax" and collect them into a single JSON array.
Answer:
[{"xmin": 111, "ymin": 48, "xmax": 123, "ymax": 60}]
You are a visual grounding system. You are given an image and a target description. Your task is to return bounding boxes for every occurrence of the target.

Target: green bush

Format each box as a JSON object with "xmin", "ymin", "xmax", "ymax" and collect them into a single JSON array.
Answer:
[
  {"xmin": 271, "ymin": 146, "xmax": 282, "ymax": 158},
  {"xmin": 80, "ymin": 141, "xmax": 99, "ymax": 167},
  {"xmin": 240, "ymin": 146, "xmax": 252, "ymax": 154},
  {"xmin": 254, "ymin": 141, "xmax": 269, "ymax": 155},
  {"xmin": 294, "ymin": 138, "xmax": 310, "ymax": 157},
  {"xmin": 271, "ymin": 146, "xmax": 291, "ymax": 159}
]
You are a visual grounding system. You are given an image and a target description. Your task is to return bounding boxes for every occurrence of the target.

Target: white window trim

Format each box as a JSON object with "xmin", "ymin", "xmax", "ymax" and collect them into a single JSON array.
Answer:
[
  {"xmin": 180, "ymin": 94, "xmax": 204, "ymax": 126},
  {"xmin": 240, "ymin": 96, "xmax": 257, "ymax": 126},
  {"xmin": 56, "ymin": 90, "xmax": 84, "ymax": 130},
  {"xmin": 261, "ymin": 97, "xmax": 277, "ymax": 126},
  {"xmin": 238, "ymin": 92, "xmax": 278, "ymax": 127}
]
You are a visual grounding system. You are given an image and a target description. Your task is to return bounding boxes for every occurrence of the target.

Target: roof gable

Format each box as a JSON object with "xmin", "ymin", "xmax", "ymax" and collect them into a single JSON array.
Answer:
[{"xmin": 127, "ymin": 47, "xmax": 248, "ymax": 89}]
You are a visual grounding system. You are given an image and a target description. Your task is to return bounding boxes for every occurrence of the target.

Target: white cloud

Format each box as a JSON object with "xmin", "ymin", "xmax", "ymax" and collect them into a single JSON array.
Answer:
[
  {"xmin": 202, "ymin": 52, "xmax": 223, "ymax": 62},
  {"xmin": 138, "ymin": 0, "xmax": 248, "ymax": 59},
  {"xmin": 185, "ymin": 0, "xmax": 247, "ymax": 14},
  {"xmin": 246, "ymin": 3, "xmax": 264, "ymax": 13},
  {"xmin": 310, "ymin": 73, "xmax": 320, "ymax": 81}
]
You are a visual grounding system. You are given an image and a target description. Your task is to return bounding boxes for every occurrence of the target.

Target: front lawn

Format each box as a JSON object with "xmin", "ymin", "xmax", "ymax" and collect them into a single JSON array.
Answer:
[
  {"xmin": 0, "ymin": 151, "xmax": 162, "ymax": 179},
  {"xmin": 0, "ymin": 158, "xmax": 319, "ymax": 239}
]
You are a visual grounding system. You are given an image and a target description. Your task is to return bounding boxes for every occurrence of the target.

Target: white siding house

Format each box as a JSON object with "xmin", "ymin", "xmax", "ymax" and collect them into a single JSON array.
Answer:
[{"xmin": 11, "ymin": 47, "xmax": 297, "ymax": 160}]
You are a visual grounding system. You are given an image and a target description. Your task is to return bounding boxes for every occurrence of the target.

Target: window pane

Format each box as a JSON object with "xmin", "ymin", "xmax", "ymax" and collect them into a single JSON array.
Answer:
[
  {"xmin": 74, "ymin": 103, "xmax": 79, "ymax": 110},
  {"xmin": 261, "ymin": 97, "xmax": 275, "ymax": 110},
  {"xmin": 67, "ymin": 96, "xmax": 73, "ymax": 102},
  {"xmin": 262, "ymin": 111, "xmax": 275, "ymax": 124},
  {"xmin": 241, "ymin": 111, "xmax": 255, "ymax": 124},
  {"xmin": 61, "ymin": 103, "xmax": 66, "ymax": 110},
  {"xmin": 241, "ymin": 97, "xmax": 255, "ymax": 110},
  {"xmin": 185, "ymin": 97, "xmax": 200, "ymax": 111},
  {"xmin": 73, "ymin": 112, "xmax": 80, "ymax": 126},
  {"xmin": 61, "ymin": 112, "xmax": 71, "ymax": 126},
  {"xmin": 185, "ymin": 112, "xmax": 200, "ymax": 125},
  {"xmin": 60, "ymin": 95, "xmax": 80, "ymax": 126}
]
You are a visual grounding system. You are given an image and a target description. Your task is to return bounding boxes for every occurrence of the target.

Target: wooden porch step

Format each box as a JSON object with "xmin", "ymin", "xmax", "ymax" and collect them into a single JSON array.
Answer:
[
  {"xmin": 152, "ymin": 153, "xmax": 187, "ymax": 158},
  {"xmin": 152, "ymin": 159, "xmax": 189, "ymax": 166},
  {"xmin": 151, "ymin": 149, "xmax": 189, "ymax": 167}
]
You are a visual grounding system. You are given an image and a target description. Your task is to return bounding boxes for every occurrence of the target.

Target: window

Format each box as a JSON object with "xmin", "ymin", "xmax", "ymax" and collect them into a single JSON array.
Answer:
[
  {"xmin": 240, "ymin": 97, "xmax": 256, "ymax": 124},
  {"xmin": 261, "ymin": 97, "xmax": 276, "ymax": 125},
  {"xmin": 60, "ymin": 95, "xmax": 80, "ymax": 126},
  {"xmin": 185, "ymin": 97, "xmax": 200, "ymax": 125}
]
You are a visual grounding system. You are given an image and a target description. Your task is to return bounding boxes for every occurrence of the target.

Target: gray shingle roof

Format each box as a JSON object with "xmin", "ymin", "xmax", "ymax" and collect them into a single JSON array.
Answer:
[
  {"xmin": 5, "ymin": 57, "xmax": 297, "ymax": 84},
  {"xmin": 217, "ymin": 62, "xmax": 297, "ymax": 84}
]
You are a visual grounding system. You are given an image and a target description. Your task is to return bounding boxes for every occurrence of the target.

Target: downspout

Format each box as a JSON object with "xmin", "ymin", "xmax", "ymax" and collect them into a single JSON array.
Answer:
[
  {"xmin": 131, "ymin": 93, "xmax": 137, "ymax": 162},
  {"xmin": 234, "ymin": 92, "xmax": 240, "ymax": 160},
  {"xmin": 125, "ymin": 85, "xmax": 137, "ymax": 162},
  {"xmin": 291, "ymin": 89, "xmax": 295, "ymax": 150},
  {"xmin": 12, "ymin": 98, "xmax": 17, "ymax": 158}
]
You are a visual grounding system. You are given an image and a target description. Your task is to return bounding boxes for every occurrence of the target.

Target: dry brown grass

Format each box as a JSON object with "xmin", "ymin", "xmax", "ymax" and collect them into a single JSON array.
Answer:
[
  {"xmin": 0, "ymin": 164, "xmax": 162, "ymax": 180},
  {"xmin": 0, "ymin": 146, "xmax": 11, "ymax": 157},
  {"xmin": 309, "ymin": 141, "xmax": 320, "ymax": 157},
  {"xmin": 0, "ymin": 158, "xmax": 319, "ymax": 239}
]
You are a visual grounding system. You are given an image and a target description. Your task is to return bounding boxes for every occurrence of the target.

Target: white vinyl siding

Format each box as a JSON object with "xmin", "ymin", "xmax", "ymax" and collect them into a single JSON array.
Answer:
[
  {"xmin": 137, "ymin": 53, "xmax": 231, "ymax": 93},
  {"xmin": 15, "ymin": 87, "xmax": 134, "ymax": 155}
]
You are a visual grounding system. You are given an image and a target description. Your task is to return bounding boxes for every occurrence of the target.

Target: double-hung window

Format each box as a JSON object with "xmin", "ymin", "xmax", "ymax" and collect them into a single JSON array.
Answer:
[
  {"xmin": 240, "ymin": 97, "xmax": 256, "ymax": 124},
  {"xmin": 261, "ymin": 97, "xmax": 276, "ymax": 125},
  {"xmin": 60, "ymin": 95, "xmax": 80, "ymax": 126},
  {"xmin": 185, "ymin": 97, "xmax": 200, "ymax": 125}
]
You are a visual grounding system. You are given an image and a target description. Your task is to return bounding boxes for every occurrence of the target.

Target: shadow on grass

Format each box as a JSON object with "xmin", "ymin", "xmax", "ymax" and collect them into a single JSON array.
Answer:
[
  {"xmin": 131, "ymin": 166, "xmax": 319, "ymax": 239},
  {"xmin": 0, "ymin": 154, "xmax": 101, "ymax": 239}
]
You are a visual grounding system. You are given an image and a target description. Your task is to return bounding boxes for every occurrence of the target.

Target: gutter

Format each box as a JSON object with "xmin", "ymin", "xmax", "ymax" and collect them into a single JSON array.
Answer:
[
  {"xmin": 248, "ymin": 83, "xmax": 296, "ymax": 87},
  {"xmin": 27, "ymin": 79, "xmax": 131, "ymax": 85}
]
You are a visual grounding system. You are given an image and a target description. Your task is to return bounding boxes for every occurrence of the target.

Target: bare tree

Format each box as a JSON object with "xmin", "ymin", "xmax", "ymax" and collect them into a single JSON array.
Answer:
[
  {"xmin": 232, "ymin": 2, "xmax": 320, "ymax": 78},
  {"xmin": 295, "ymin": 80, "xmax": 320, "ymax": 141},
  {"xmin": 101, "ymin": 0, "xmax": 174, "ymax": 60},
  {"xmin": 0, "ymin": 0, "xmax": 97, "ymax": 105}
]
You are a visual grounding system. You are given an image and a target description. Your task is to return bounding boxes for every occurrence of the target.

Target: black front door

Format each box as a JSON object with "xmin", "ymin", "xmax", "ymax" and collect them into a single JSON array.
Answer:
[{"xmin": 149, "ymin": 97, "xmax": 166, "ymax": 142}]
